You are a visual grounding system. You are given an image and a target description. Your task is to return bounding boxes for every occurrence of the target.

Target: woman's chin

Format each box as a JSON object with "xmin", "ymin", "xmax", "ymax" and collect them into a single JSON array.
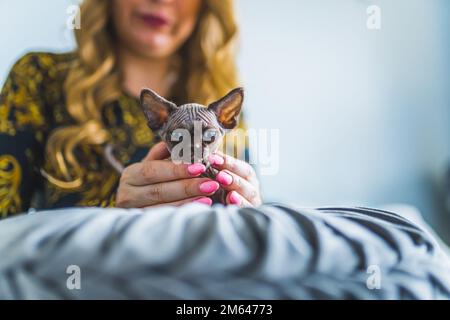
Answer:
[{"xmin": 134, "ymin": 33, "xmax": 176, "ymax": 58}]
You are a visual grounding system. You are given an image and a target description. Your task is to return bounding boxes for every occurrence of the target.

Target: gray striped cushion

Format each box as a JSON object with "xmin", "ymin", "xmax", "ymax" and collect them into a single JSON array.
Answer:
[{"xmin": 0, "ymin": 204, "xmax": 449, "ymax": 299}]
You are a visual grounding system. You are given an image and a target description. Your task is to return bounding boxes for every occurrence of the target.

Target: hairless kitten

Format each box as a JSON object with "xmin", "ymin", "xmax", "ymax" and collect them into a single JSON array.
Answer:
[{"xmin": 104, "ymin": 87, "xmax": 244, "ymax": 204}]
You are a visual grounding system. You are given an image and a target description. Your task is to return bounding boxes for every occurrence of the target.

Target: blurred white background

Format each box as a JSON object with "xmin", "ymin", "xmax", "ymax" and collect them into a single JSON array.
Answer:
[{"xmin": 1, "ymin": 0, "xmax": 449, "ymax": 242}]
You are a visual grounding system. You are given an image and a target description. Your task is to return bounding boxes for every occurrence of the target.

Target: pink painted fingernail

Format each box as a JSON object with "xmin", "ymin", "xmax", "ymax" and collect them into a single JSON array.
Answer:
[
  {"xmin": 209, "ymin": 154, "xmax": 224, "ymax": 166},
  {"xmin": 216, "ymin": 171, "xmax": 233, "ymax": 186},
  {"xmin": 193, "ymin": 197, "xmax": 212, "ymax": 206},
  {"xmin": 187, "ymin": 163, "xmax": 206, "ymax": 176},
  {"xmin": 229, "ymin": 191, "xmax": 242, "ymax": 205},
  {"xmin": 199, "ymin": 181, "xmax": 220, "ymax": 194}
]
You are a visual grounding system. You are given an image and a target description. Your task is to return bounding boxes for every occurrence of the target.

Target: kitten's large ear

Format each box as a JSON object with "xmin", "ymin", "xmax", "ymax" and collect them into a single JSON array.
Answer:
[
  {"xmin": 140, "ymin": 88, "xmax": 177, "ymax": 132},
  {"xmin": 208, "ymin": 87, "xmax": 244, "ymax": 129}
]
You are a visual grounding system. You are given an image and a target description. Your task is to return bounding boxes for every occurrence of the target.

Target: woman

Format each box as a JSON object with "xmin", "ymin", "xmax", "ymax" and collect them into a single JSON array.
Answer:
[{"xmin": 0, "ymin": 0, "xmax": 261, "ymax": 217}]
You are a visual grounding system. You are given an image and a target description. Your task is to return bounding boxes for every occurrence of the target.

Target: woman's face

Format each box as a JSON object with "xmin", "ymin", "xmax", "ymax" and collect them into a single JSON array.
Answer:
[{"xmin": 112, "ymin": 0, "xmax": 202, "ymax": 58}]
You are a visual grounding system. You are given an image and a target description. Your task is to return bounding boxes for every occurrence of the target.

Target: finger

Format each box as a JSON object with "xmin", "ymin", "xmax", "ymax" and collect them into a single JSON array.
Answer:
[
  {"xmin": 209, "ymin": 152, "xmax": 257, "ymax": 184},
  {"xmin": 215, "ymin": 169, "xmax": 261, "ymax": 206},
  {"xmin": 226, "ymin": 191, "xmax": 253, "ymax": 207},
  {"xmin": 145, "ymin": 141, "xmax": 170, "ymax": 161},
  {"xmin": 142, "ymin": 196, "xmax": 213, "ymax": 208},
  {"xmin": 124, "ymin": 161, "xmax": 207, "ymax": 186},
  {"xmin": 120, "ymin": 178, "xmax": 219, "ymax": 207}
]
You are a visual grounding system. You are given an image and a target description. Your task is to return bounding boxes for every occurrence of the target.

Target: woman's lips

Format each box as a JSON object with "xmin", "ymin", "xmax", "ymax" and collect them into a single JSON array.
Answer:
[{"xmin": 138, "ymin": 13, "xmax": 170, "ymax": 28}]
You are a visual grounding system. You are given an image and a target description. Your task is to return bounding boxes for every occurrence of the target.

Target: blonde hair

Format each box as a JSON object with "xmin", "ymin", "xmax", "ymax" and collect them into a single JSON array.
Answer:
[{"xmin": 45, "ymin": 0, "xmax": 240, "ymax": 188}]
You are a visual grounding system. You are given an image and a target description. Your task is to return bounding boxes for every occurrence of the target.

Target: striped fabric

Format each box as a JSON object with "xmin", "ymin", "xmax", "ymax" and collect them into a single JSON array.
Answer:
[{"xmin": 0, "ymin": 204, "xmax": 449, "ymax": 299}]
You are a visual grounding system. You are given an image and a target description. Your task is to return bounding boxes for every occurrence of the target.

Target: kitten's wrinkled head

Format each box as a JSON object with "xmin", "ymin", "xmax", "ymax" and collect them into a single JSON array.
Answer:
[{"xmin": 140, "ymin": 87, "xmax": 244, "ymax": 164}]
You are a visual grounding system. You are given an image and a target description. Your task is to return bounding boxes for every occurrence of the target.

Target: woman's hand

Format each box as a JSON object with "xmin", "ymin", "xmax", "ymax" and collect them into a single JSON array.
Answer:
[
  {"xmin": 209, "ymin": 152, "xmax": 262, "ymax": 207},
  {"xmin": 116, "ymin": 142, "xmax": 220, "ymax": 208}
]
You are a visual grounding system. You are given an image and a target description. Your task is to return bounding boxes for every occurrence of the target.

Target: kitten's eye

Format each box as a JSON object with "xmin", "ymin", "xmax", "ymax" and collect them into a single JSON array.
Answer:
[
  {"xmin": 171, "ymin": 131, "xmax": 183, "ymax": 141},
  {"xmin": 203, "ymin": 129, "xmax": 218, "ymax": 143}
]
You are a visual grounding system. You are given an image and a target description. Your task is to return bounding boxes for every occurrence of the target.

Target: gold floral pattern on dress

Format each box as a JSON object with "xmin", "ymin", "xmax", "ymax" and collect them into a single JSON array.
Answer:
[
  {"xmin": 0, "ymin": 58, "xmax": 46, "ymax": 136},
  {"xmin": 0, "ymin": 155, "xmax": 22, "ymax": 217},
  {"xmin": 118, "ymin": 95, "xmax": 155, "ymax": 147}
]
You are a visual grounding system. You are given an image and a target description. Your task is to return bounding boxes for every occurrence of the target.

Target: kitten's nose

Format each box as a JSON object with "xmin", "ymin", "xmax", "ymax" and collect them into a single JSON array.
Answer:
[{"xmin": 191, "ymin": 142, "xmax": 204, "ymax": 163}]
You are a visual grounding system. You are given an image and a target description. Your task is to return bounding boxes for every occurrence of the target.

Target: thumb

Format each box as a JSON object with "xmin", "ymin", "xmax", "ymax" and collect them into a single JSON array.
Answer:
[{"xmin": 144, "ymin": 142, "xmax": 170, "ymax": 161}]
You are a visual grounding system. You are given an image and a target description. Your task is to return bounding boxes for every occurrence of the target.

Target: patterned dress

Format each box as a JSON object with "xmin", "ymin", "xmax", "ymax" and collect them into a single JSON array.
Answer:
[{"xmin": 0, "ymin": 52, "xmax": 246, "ymax": 217}]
